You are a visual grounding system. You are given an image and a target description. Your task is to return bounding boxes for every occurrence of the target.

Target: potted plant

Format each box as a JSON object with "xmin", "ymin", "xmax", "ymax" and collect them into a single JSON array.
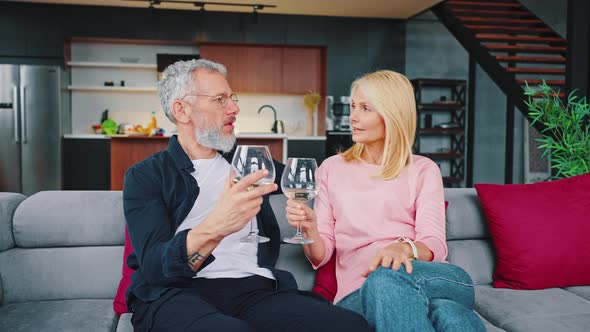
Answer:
[{"xmin": 524, "ymin": 81, "xmax": 590, "ymax": 179}]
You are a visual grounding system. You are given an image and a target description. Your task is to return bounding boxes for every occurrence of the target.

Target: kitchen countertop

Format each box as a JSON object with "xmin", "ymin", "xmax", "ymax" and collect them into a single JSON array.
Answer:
[
  {"xmin": 64, "ymin": 134, "xmax": 326, "ymax": 140},
  {"xmin": 64, "ymin": 134, "xmax": 111, "ymax": 139}
]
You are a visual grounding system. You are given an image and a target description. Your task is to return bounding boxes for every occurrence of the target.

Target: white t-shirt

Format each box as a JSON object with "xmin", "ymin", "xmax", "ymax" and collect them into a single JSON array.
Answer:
[{"xmin": 175, "ymin": 153, "xmax": 274, "ymax": 280}]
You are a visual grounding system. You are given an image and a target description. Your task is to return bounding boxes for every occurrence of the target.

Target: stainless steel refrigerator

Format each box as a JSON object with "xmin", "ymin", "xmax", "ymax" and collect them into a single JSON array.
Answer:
[{"xmin": 0, "ymin": 65, "xmax": 64, "ymax": 195}]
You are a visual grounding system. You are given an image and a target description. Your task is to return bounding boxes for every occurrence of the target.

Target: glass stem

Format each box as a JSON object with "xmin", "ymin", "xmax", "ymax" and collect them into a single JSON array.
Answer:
[
  {"xmin": 250, "ymin": 220, "xmax": 255, "ymax": 234},
  {"xmin": 296, "ymin": 222, "xmax": 303, "ymax": 237}
]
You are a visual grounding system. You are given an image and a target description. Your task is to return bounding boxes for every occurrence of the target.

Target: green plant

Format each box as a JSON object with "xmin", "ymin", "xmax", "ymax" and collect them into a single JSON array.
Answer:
[{"xmin": 524, "ymin": 81, "xmax": 590, "ymax": 179}]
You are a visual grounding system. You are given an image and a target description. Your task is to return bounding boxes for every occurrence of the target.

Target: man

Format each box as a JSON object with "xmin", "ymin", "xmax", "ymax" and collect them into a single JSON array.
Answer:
[{"xmin": 123, "ymin": 59, "xmax": 370, "ymax": 331}]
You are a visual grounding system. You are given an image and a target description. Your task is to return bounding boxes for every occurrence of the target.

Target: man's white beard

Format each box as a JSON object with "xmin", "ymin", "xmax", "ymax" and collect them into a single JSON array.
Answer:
[{"xmin": 195, "ymin": 126, "xmax": 236, "ymax": 153}]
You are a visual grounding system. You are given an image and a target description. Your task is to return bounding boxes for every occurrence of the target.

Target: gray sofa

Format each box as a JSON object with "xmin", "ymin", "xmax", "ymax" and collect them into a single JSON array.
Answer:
[{"xmin": 0, "ymin": 189, "xmax": 589, "ymax": 332}]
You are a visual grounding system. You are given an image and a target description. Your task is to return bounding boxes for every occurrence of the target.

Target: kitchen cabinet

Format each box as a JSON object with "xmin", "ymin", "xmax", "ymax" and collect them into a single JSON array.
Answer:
[
  {"xmin": 109, "ymin": 135, "xmax": 287, "ymax": 190},
  {"xmin": 242, "ymin": 46, "xmax": 283, "ymax": 94},
  {"xmin": 198, "ymin": 43, "xmax": 242, "ymax": 91},
  {"xmin": 200, "ymin": 43, "xmax": 324, "ymax": 95},
  {"xmin": 63, "ymin": 138, "xmax": 110, "ymax": 190},
  {"xmin": 237, "ymin": 137, "xmax": 285, "ymax": 163},
  {"xmin": 110, "ymin": 136, "xmax": 169, "ymax": 190},
  {"xmin": 287, "ymin": 138, "xmax": 326, "ymax": 165},
  {"xmin": 282, "ymin": 47, "xmax": 322, "ymax": 94},
  {"xmin": 326, "ymin": 132, "xmax": 353, "ymax": 158},
  {"xmin": 200, "ymin": 43, "xmax": 282, "ymax": 94}
]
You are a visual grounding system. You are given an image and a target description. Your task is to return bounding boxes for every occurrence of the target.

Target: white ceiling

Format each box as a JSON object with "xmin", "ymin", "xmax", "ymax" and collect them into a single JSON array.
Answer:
[{"xmin": 6, "ymin": 0, "xmax": 443, "ymax": 19}]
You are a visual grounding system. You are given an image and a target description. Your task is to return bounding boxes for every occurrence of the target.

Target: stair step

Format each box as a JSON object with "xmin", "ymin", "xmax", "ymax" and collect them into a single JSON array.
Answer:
[
  {"xmin": 486, "ymin": 44, "xmax": 567, "ymax": 53},
  {"xmin": 531, "ymin": 91, "xmax": 565, "ymax": 98},
  {"xmin": 476, "ymin": 34, "xmax": 565, "ymax": 44},
  {"xmin": 457, "ymin": 17, "xmax": 543, "ymax": 25},
  {"xmin": 505, "ymin": 67, "xmax": 565, "ymax": 75},
  {"xmin": 465, "ymin": 25, "xmax": 552, "ymax": 33},
  {"xmin": 449, "ymin": 8, "xmax": 533, "ymax": 17},
  {"xmin": 446, "ymin": 1, "xmax": 522, "ymax": 8},
  {"xmin": 495, "ymin": 55, "xmax": 567, "ymax": 64},
  {"xmin": 516, "ymin": 79, "xmax": 565, "ymax": 86}
]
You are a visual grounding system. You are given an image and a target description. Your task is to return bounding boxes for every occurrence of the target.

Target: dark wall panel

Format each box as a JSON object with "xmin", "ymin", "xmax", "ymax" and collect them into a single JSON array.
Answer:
[{"xmin": 0, "ymin": 2, "xmax": 405, "ymax": 97}]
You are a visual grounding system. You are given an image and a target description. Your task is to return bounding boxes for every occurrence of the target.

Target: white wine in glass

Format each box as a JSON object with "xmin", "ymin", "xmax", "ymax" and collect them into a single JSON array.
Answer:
[
  {"xmin": 231, "ymin": 145, "xmax": 275, "ymax": 243},
  {"xmin": 281, "ymin": 157, "xmax": 318, "ymax": 244}
]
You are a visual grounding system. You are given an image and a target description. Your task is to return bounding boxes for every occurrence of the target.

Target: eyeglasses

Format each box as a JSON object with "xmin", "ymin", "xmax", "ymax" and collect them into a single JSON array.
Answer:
[{"xmin": 183, "ymin": 93, "xmax": 239, "ymax": 108}]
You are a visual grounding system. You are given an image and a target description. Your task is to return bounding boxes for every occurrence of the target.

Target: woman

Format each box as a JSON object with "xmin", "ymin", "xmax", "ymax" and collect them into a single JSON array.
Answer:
[{"xmin": 286, "ymin": 70, "xmax": 485, "ymax": 331}]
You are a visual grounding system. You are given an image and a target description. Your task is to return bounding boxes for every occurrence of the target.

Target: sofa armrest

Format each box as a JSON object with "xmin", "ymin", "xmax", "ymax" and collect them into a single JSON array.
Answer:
[
  {"xmin": 0, "ymin": 193, "xmax": 26, "ymax": 252},
  {"xmin": 0, "ymin": 192, "xmax": 26, "ymax": 306}
]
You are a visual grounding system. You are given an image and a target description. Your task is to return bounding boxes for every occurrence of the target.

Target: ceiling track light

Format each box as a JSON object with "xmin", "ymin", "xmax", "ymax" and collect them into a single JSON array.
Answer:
[
  {"xmin": 252, "ymin": 6, "xmax": 258, "ymax": 24},
  {"xmin": 124, "ymin": 0, "xmax": 276, "ymax": 11}
]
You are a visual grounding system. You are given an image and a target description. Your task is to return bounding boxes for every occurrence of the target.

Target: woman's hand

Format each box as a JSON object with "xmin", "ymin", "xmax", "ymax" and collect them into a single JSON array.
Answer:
[
  {"xmin": 285, "ymin": 199, "xmax": 319, "ymax": 238},
  {"xmin": 362, "ymin": 242, "xmax": 414, "ymax": 277}
]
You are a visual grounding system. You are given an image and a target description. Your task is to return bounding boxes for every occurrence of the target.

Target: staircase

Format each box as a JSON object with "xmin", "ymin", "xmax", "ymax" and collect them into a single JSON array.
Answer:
[{"xmin": 432, "ymin": 0, "xmax": 566, "ymax": 134}]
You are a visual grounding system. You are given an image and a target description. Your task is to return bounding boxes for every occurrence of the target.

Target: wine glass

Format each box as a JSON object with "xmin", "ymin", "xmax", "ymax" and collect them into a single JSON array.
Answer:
[
  {"xmin": 231, "ymin": 145, "xmax": 275, "ymax": 243},
  {"xmin": 281, "ymin": 158, "xmax": 318, "ymax": 244}
]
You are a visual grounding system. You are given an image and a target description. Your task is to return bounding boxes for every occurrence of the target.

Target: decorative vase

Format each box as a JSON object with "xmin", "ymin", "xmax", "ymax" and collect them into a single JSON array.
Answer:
[{"xmin": 306, "ymin": 110, "xmax": 314, "ymax": 136}]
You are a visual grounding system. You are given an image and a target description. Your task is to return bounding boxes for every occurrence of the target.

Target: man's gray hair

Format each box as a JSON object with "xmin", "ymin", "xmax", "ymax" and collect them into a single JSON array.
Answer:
[{"xmin": 158, "ymin": 58, "xmax": 227, "ymax": 123}]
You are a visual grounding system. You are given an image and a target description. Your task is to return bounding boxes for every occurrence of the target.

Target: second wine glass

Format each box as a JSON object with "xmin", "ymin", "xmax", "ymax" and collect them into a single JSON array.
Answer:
[
  {"xmin": 231, "ymin": 145, "xmax": 275, "ymax": 243},
  {"xmin": 281, "ymin": 157, "xmax": 318, "ymax": 244}
]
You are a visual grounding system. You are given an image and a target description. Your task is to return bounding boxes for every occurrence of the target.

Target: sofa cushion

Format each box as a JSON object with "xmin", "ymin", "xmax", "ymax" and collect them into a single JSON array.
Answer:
[
  {"xmin": 0, "ymin": 247, "xmax": 123, "ymax": 303},
  {"xmin": 113, "ymin": 227, "xmax": 134, "ymax": 316},
  {"xmin": 475, "ymin": 285, "xmax": 590, "ymax": 332},
  {"xmin": 447, "ymin": 239, "xmax": 495, "ymax": 286},
  {"xmin": 312, "ymin": 252, "xmax": 337, "ymax": 302},
  {"xmin": 12, "ymin": 191, "xmax": 125, "ymax": 248},
  {"xmin": 565, "ymin": 286, "xmax": 590, "ymax": 301},
  {"xmin": 0, "ymin": 299, "xmax": 118, "ymax": 332},
  {"xmin": 0, "ymin": 193, "xmax": 26, "ymax": 253},
  {"xmin": 444, "ymin": 189, "xmax": 490, "ymax": 240},
  {"xmin": 116, "ymin": 313, "xmax": 133, "ymax": 332},
  {"xmin": 476, "ymin": 312, "xmax": 506, "ymax": 332},
  {"xmin": 270, "ymin": 194, "xmax": 316, "ymax": 291},
  {"xmin": 475, "ymin": 174, "xmax": 590, "ymax": 290}
]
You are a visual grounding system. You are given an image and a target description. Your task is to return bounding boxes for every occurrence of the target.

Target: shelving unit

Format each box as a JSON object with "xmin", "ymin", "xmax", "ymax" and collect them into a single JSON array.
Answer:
[
  {"xmin": 412, "ymin": 78, "xmax": 467, "ymax": 187},
  {"xmin": 67, "ymin": 85, "xmax": 157, "ymax": 92},
  {"xmin": 66, "ymin": 38, "xmax": 199, "ymax": 135},
  {"xmin": 67, "ymin": 61, "xmax": 157, "ymax": 69}
]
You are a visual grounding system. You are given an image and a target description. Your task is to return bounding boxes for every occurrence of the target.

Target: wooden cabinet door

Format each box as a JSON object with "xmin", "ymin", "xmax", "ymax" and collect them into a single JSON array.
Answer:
[
  {"xmin": 201, "ymin": 44, "xmax": 282, "ymax": 94},
  {"xmin": 282, "ymin": 47, "xmax": 322, "ymax": 94},
  {"xmin": 240, "ymin": 46, "xmax": 283, "ymax": 94},
  {"xmin": 199, "ymin": 44, "xmax": 243, "ymax": 91}
]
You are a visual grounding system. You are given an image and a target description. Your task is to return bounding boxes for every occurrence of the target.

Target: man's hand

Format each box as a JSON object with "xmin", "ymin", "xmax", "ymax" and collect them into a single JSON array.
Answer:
[
  {"xmin": 362, "ymin": 242, "xmax": 414, "ymax": 277},
  {"xmin": 200, "ymin": 169, "xmax": 278, "ymax": 238}
]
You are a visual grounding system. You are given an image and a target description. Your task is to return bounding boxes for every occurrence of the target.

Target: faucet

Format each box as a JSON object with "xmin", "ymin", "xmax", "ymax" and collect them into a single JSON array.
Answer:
[{"xmin": 257, "ymin": 105, "xmax": 284, "ymax": 133}]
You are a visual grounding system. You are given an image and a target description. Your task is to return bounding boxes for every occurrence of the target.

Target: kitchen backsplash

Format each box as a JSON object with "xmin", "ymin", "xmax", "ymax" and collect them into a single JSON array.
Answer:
[{"xmin": 233, "ymin": 95, "xmax": 313, "ymax": 136}]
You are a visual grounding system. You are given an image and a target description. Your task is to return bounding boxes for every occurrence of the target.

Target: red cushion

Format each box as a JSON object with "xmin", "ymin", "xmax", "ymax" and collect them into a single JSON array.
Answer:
[
  {"xmin": 312, "ymin": 251, "xmax": 337, "ymax": 302},
  {"xmin": 113, "ymin": 227, "xmax": 134, "ymax": 316},
  {"xmin": 312, "ymin": 201, "xmax": 449, "ymax": 302},
  {"xmin": 475, "ymin": 173, "xmax": 590, "ymax": 290}
]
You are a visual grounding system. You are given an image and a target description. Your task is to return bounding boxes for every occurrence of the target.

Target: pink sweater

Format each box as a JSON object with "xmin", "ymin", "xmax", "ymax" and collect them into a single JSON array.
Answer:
[{"xmin": 312, "ymin": 154, "xmax": 447, "ymax": 303}]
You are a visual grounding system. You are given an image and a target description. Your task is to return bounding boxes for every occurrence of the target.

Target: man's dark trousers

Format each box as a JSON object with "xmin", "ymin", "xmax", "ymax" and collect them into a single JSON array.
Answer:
[{"xmin": 130, "ymin": 275, "xmax": 370, "ymax": 331}]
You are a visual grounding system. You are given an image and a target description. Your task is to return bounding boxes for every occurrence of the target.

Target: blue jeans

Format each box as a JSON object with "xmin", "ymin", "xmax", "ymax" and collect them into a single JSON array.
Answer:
[{"xmin": 336, "ymin": 262, "xmax": 485, "ymax": 332}]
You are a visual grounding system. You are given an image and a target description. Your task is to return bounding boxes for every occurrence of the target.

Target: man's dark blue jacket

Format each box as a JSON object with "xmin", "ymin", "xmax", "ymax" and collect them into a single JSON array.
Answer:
[{"xmin": 123, "ymin": 135, "xmax": 295, "ymax": 305}]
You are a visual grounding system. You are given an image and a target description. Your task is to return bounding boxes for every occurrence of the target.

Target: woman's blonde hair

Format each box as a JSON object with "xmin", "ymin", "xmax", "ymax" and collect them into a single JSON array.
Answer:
[{"xmin": 341, "ymin": 70, "xmax": 416, "ymax": 180}]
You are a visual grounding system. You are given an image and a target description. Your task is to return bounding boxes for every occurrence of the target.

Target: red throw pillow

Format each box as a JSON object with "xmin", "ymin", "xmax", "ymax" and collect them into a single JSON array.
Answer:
[
  {"xmin": 312, "ymin": 201, "xmax": 449, "ymax": 302},
  {"xmin": 312, "ymin": 251, "xmax": 337, "ymax": 302},
  {"xmin": 113, "ymin": 227, "xmax": 134, "ymax": 316},
  {"xmin": 475, "ymin": 173, "xmax": 590, "ymax": 290}
]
